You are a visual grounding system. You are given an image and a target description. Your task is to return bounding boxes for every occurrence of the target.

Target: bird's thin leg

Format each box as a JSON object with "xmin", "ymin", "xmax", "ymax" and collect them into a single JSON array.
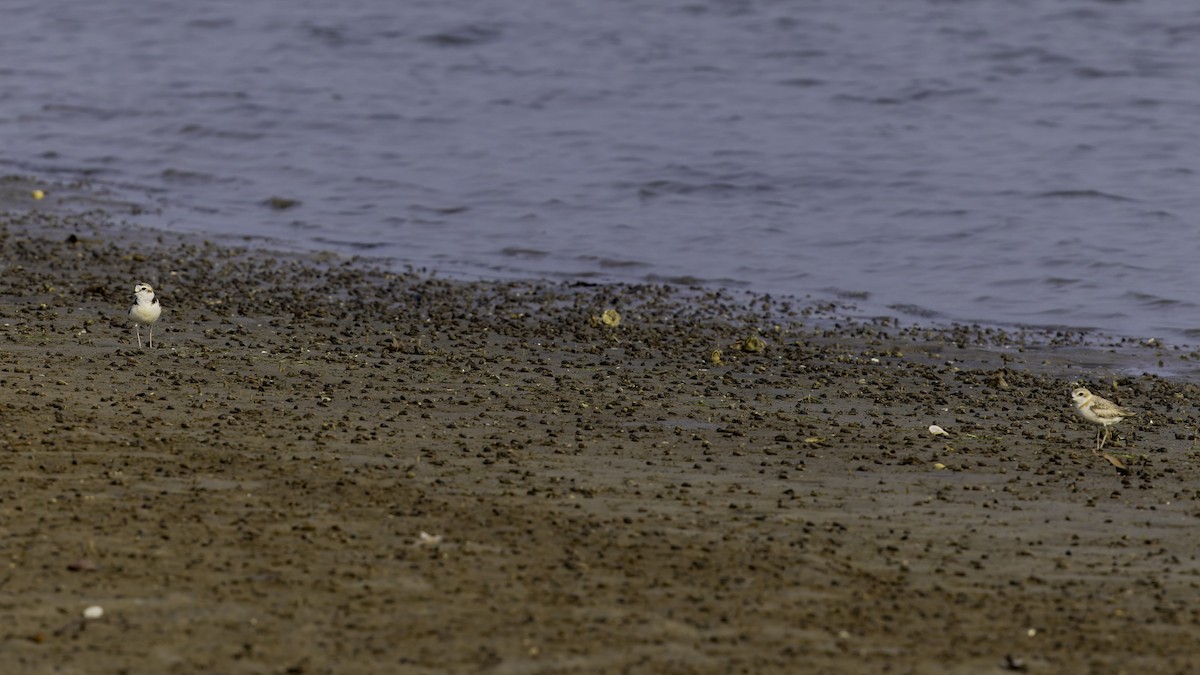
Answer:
[
  {"xmin": 135, "ymin": 326, "xmax": 143, "ymax": 348},
  {"xmin": 149, "ymin": 326, "xmax": 153, "ymax": 349}
]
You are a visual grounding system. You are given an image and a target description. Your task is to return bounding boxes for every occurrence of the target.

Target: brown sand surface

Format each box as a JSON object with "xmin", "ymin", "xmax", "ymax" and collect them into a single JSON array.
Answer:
[{"xmin": 3, "ymin": 188, "xmax": 1200, "ymax": 673}]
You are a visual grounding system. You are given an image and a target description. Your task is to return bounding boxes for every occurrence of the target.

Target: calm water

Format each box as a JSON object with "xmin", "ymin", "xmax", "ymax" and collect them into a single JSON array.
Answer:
[{"xmin": 4, "ymin": 0, "xmax": 1200, "ymax": 341}]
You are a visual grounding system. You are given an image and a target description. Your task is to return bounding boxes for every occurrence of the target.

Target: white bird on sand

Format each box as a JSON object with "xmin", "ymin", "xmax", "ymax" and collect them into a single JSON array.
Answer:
[
  {"xmin": 1071, "ymin": 387, "xmax": 1136, "ymax": 454},
  {"xmin": 128, "ymin": 282, "xmax": 162, "ymax": 349}
]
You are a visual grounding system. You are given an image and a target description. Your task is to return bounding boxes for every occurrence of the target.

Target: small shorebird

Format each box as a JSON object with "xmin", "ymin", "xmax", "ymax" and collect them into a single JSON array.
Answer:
[
  {"xmin": 1071, "ymin": 387, "xmax": 1136, "ymax": 454},
  {"xmin": 128, "ymin": 282, "xmax": 162, "ymax": 348}
]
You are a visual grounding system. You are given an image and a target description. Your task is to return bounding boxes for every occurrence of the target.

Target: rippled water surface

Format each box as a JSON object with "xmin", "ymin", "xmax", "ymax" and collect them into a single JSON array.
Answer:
[{"xmin": 4, "ymin": 0, "xmax": 1200, "ymax": 340}]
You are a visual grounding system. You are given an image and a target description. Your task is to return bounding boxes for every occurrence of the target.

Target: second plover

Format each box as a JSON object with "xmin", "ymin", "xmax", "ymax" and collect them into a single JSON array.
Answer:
[{"xmin": 1071, "ymin": 387, "xmax": 1136, "ymax": 454}]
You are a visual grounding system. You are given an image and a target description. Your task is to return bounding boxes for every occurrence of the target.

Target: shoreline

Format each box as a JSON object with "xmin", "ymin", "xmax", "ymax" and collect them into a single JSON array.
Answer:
[
  {"xmin": 2, "ymin": 197, "xmax": 1200, "ymax": 672},
  {"xmin": 6, "ymin": 174, "xmax": 1194, "ymax": 356}
]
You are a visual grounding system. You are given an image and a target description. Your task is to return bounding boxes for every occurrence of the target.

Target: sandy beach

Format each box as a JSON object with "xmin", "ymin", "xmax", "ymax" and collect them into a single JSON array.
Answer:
[{"xmin": 3, "ymin": 184, "xmax": 1200, "ymax": 674}]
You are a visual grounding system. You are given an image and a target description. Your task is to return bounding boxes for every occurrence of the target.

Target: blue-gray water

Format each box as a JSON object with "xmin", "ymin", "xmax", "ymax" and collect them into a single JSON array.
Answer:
[{"xmin": 4, "ymin": 0, "xmax": 1200, "ymax": 341}]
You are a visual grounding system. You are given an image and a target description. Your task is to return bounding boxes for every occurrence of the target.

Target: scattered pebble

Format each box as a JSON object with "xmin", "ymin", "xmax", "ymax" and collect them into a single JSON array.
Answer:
[{"xmin": 599, "ymin": 308, "xmax": 621, "ymax": 328}]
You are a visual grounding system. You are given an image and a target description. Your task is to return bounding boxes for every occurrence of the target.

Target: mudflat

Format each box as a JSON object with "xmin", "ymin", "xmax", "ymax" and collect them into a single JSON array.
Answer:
[{"xmin": 3, "ymin": 201, "xmax": 1200, "ymax": 674}]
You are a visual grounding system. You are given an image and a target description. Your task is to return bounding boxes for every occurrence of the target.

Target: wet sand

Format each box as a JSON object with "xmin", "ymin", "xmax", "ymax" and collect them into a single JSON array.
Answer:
[{"xmin": 3, "ymin": 188, "xmax": 1200, "ymax": 673}]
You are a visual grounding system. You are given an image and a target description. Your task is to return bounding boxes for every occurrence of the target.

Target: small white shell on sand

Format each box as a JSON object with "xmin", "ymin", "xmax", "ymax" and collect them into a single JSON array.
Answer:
[
  {"xmin": 416, "ymin": 531, "xmax": 444, "ymax": 547},
  {"xmin": 83, "ymin": 605, "xmax": 104, "ymax": 620},
  {"xmin": 928, "ymin": 425, "xmax": 950, "ymax": 436}
]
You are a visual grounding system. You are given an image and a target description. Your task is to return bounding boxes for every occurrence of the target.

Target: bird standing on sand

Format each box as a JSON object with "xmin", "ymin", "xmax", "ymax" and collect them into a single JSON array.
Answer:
[
  {"xmin": 1071, "ymin": 387, "xmax": 1136, "ymax": 454},
  {"xmin": 128, "ymin": 283, "xmax": 161, "ymax": 349}
]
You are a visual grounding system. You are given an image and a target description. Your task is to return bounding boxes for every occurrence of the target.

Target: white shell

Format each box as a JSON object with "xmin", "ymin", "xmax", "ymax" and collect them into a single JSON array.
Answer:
[
  {"xmin": 928, "ymin": 425, "xmax": 950, "ymax": 436},
  {"xmin": 416, "ymin": 531, "xmax": 444, "ymax": 547},
  {"xmin": 83, "ymin": 605, "xmax": 104, "ymax": 620}
]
